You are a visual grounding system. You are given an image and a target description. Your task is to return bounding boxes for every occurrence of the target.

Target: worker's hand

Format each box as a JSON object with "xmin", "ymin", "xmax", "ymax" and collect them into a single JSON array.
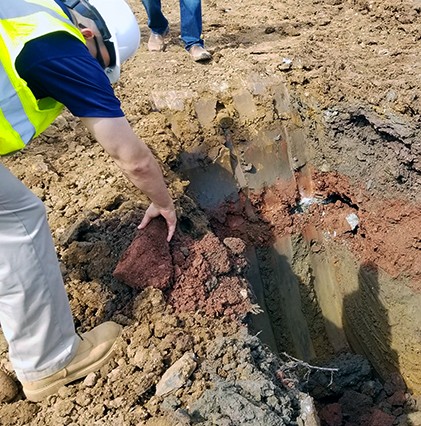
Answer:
[{"xmin": 138, "ymin": 203, "xmax": 177, "ymax": 242}]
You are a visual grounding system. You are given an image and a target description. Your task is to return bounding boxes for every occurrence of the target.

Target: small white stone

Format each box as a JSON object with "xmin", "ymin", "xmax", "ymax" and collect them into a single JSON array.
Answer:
[
  {"xmin": 83, "ymin": 372, "xmax": 98, "ymax": 387},
  {"xmin": 346, "ymin": 213, "xmax": 360, "ymax": 230}
]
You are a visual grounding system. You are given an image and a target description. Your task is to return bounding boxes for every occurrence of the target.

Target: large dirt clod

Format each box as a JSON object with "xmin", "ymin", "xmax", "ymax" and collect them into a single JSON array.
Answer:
[
  {"xmin": 0, "ymin": 370, "xmax": 18, "ymax": 403},
  {"xmin": 113, "ymin": 217, "xmax": 173, "ymax": 290}
]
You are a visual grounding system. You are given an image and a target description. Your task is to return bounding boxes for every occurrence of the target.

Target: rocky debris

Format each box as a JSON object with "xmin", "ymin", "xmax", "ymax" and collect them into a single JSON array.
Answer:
[
  {"xmin": 295, "ymin": 353, "xmax": 413, "ymax": 426},
  {"xmin": 168, "ymin": 232, "xmax": 252, "ymax": 318},
  {"xmin": 186, "ymin": 328, "xmax": 301, "ymax": 425},
  {"xmin": 0, "ymin": 289, "xmax": 310, "ymax": 425}
]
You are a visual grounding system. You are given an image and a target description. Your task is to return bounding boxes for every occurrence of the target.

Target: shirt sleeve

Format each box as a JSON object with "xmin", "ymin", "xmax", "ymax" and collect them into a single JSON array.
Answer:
[{"xmin": 15, "ymin": 32, "xmax": 125, "ymax": 118}]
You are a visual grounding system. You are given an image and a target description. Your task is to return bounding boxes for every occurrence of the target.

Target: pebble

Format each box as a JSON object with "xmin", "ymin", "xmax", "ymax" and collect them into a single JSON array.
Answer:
[
  {"xmin": 155, "ymin": 352, "xmax": 197, "ymax": 397},
  {"xmin": 83, "ymin": 372, "xmax": 98, "ymax": 387}
]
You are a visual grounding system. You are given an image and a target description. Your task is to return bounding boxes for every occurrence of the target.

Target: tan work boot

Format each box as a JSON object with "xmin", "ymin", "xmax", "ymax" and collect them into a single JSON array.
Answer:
[
  {"xmin": 147, "ymin": 29, "xmax": 169, "ymax": 52},
  {"xmin": 188, "ymin": 45, "xmax": 212, "ymax": 62},
  {"xmin": 22, "ymin": 321, "xmax": 122, "ymax": 402}
]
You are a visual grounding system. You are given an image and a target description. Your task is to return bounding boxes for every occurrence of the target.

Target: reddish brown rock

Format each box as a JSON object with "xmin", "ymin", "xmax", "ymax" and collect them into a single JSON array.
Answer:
[
  {"xmin": 113, "ymin": 217, "xmax": 173, "ymax": 290},
  {"xmin": 387, "ymin": 390, "xmax": 406, "ymax": 407},
  {"xmin": 360, "ymin": 408, "xmax": 395, "ymax": 426},
  {"xmin": 318, "ymin": 403, "xmax": 342, "ymax": 426}
]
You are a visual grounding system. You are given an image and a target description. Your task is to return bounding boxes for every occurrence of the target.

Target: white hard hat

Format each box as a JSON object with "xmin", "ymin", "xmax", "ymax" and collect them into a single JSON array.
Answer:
[{"xmin": 64, "ymin": 0, "xmax": 140, "ymax": 83}]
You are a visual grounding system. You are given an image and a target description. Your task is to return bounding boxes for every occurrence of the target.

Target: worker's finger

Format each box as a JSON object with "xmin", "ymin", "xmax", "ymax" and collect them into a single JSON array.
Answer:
[
  {"xmin": 166, "ymin": 221, "xmax": 176, "ymax": 242},
  {"xmin": 138, "ymin": 203, "xmax": 176, "ymax": 241},
  {"xmin": 160, "ymin": 210, "xmax": 177, "ymax": 242},
  {"xmin": 138, "ymin": 213, "xmax": 152, "ymax": 230}
]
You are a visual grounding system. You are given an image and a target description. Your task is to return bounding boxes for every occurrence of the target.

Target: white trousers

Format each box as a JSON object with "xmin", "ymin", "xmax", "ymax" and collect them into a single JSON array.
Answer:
[{"xmin": 0, "ymin": 164, "xmax": 79, "ymax": 382}]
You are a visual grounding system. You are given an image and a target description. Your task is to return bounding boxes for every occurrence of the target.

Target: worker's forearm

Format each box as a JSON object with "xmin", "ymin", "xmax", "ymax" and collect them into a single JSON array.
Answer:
[
  {"xmin": 80, "ymin": 117, "xmax": 174, "ymax": 209},
  {"xmin": 117, "ymin": 154, "xmax": 174, "ymax": 210}
]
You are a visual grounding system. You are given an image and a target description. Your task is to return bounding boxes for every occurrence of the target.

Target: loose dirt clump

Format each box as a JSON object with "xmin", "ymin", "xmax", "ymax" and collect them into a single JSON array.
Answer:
[{"xmin": 0, "ymin": 370, "xmax": 18, "ymax": 404}]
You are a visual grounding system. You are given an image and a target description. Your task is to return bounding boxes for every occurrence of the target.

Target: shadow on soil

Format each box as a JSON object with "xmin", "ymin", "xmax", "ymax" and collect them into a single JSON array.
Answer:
[{"xmin": 176, "ymin": 146, "xmax": 417, "ymax": 424}]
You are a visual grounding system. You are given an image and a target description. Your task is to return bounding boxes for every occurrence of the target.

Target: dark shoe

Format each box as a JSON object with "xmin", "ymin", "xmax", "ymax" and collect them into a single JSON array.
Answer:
[
  {"xmin": 188, "ymin": 45, "xmax": 212, "ymax": 62},
  {"xmin": 22, "ymin": 322, "xmax": 122, "ymax": 402},
  {"xmin": 147, "ymin": 29, "xmax": 169, "ymax": 52}
]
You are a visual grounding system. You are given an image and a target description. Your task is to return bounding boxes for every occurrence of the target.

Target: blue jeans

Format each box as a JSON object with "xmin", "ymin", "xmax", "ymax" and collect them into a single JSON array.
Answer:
[{"xmin": 142, "ymin": 0, "xmax": 204, "ymax": 50}]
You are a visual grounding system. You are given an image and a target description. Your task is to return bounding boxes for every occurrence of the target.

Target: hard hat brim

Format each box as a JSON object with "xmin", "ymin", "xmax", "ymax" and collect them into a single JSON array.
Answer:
[{"xmin": 104, "ymin": 30, "xmax": 121, "ymax": 84}]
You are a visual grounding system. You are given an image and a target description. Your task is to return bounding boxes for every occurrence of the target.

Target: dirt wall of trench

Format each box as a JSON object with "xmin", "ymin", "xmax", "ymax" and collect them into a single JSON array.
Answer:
[{"xmin": 151, "ymin": 69, "xmax": 421, "ymax": 395}]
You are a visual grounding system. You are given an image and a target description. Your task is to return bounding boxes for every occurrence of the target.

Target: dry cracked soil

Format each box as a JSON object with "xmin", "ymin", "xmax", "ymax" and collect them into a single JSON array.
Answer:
[{"xmin": 1, "ymin": 0, "xmax": 421, "ymax": 425}]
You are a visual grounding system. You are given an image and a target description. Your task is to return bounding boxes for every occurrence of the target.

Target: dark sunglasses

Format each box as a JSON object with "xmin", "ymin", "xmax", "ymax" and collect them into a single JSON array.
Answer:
[{"xmin": 62, "ymin": 0, "xmax": 116, "ymax": 68}]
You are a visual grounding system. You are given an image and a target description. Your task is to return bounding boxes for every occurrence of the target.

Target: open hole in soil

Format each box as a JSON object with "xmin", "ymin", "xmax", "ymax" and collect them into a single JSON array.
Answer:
[{"xmin": 176, "ymin": 82, "xmax": 420, "ymax": 425}]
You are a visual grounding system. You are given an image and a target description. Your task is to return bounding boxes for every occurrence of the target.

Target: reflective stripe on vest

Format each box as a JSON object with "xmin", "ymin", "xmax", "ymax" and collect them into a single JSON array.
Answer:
[
  {"xmin": 0, "ymin": 0, "xmax": 85, "ymax": 156},
  {"xmin": 0, "ymin": 57, "xmax": 34, "ymax": 146}
]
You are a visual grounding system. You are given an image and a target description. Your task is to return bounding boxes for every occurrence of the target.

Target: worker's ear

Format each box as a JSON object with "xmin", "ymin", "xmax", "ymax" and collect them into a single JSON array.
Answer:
[{"xmin": 79, "ymin": 27, "xmax": 95, "ymax": 40}]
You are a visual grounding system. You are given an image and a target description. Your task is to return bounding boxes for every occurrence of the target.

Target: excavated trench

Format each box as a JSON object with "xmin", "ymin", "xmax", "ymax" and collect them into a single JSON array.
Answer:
[
  {"xmin": 174, "ymin": 77, "xmax": 421, "ymax": 423},
  {"xmin": 1, "ymin": 73, "xmax": 418, "ymax": 425}
]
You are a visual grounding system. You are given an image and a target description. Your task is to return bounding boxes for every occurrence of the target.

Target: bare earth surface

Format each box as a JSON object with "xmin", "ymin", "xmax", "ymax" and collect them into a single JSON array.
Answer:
[{"xmin": 1, "ymin": 0, "xmax": 421, "ymax": 425}]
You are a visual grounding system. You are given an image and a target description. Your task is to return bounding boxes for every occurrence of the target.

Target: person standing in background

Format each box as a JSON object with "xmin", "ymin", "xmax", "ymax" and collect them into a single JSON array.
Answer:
[{"xmin": 142, "ymin": 0, "xmax": 212, "ymax": 62}]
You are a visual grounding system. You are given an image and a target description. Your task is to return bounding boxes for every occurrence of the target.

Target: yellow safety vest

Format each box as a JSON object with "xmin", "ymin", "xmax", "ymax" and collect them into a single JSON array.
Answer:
[{"xmin": 0, "ymin": 0, "xmax": 85, "ymax": 155}]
